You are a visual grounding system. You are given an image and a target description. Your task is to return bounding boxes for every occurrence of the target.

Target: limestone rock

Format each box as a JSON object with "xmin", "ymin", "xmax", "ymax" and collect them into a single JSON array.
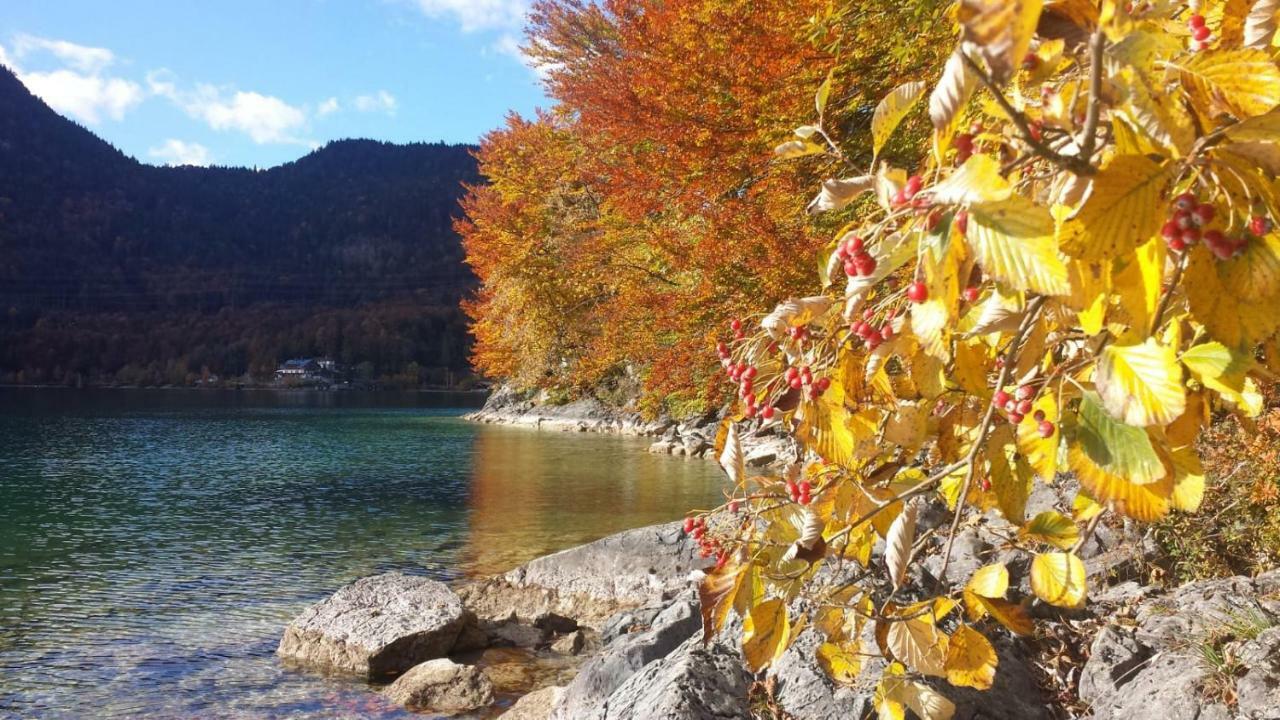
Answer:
[
  {"xmin": 501, "ymin": 685, "xmax": 564, "ymax": 720},
  {"xmin": 597, "ymin": 635, "xmax": 752, "ymax": 720},
  {"xmin": 552, "ymin": 630, "xmax": 587, "ymax": 655},
  {"xmin": 277, "ymin": 572, "xmax": 466, "ymax": 679},
  {"xmin": 383, "ymin": 658, "xmax": 494, "ymax": 712}
]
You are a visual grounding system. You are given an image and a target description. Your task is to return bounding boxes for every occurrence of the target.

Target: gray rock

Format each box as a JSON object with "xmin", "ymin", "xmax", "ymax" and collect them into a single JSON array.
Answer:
[
  {"xmin": 489, "ymin": 620, "xmax": 549, "ymax": 649},
  {"xmin": 1080, "ymin": 570, "xmax": 1280, "ymax": 720},
  {"xmin": 383, "ymin": 658, "xmax": 494, "ymax": 712},
  {"xmin": 277, "ymin": 572, "xmax": 466, "ymax": 679},
  {"xmin": 552, "ymin": 629, "xmax": 587, "ymax": 655},
  {"xmin": 597, "ymin": 635, "xmax": 751, "ymax": 720},
  {"xmin": 459, "ymin": 521, "xmax": 709, "ymax": 626},
  {"xmin": 772, "ymin": 628, "xmax": 875, "ymax": 720},
  {"xmin": 501, "ymin": 685, "xmax": 564, "ymax": 719},
  {"xmin": 600, "ymin": 604, "xmax": 665, "ymax": 644},
  {"xmin": 535, "ymin": 612, "xmax": 579, "ymax": 634},
  {"xmin": 550, "ymin": 597, "xmax": 702, "ymax": 720}
]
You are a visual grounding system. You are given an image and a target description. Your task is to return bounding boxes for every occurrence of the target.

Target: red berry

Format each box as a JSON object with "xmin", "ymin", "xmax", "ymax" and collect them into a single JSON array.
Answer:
[
  {"xmin": 729, "ymin": 500, "xmax": 741, "ymax": 513},
  {"xmin": 1161, "ymin": 220, "xmax": 1180, "ymax": 240},
  {"xmin": 892, "ymin": 188, "xmax": 908, "ymax": 207},
  {"xmin": 745, "ymin": 404, "xmax": 757, "ymax": 418},
  {"xmin": 1038, "ymin": 420, "xmax": 1056, "ymax": 438},
  {"xmin": 683, "ymin": 517, "xmax": 696, "ymax": 533},
  {"xmin": 693, "ymin": 526, "xmax": 705, "ymax": 540},
  {"xmin": 761, "ymin": 405, "xmax": 776, "ymax": 420},
  {"xmin": 1192, "ymin": 203, "xmax": 1215, "ymax": 226},
  {"xmin": 784, "ymin": 367, "xmax": 799, "ymax": 382},
  {"xmin": 1008, "ymin": 411, "xmax": 1025, "ymax": 424},
  {"xmin": 855, "ymin": 255, "xmax": 878, "ymax": 276},
  {"xmin": 734, "ymin": 329, "xmax": 744, "ymax": 340},
  {"xmin": 880, "ymin": 324, "xmax": 894, "ymax": 341},
  {"xmin": 789, "ymin": 377, "xmax": 804, "ymax": 390},
  {"xmin": 742, "ymin": 366, "xmax": 758, "ymax": 380},
  {"xmin": 1029, "ymin": 122, "xmax": 1043, "ymax": 142},
  {"xmin": 963, "ymin": 286, "xmax": 980, "ymax": 303},
  {"xmin": 741, "ymin": 389, "xmax": 755, "ymax": 405},
  {"xmin": 1017, "ymin": 398, "xmax": 1034, "ymax": 415},
  {"xmin": 1168, "ymin": 236, "xmax": 1187, "ymax": 252},
  {"xmin": 1173, "ymin": 192, "xmax": 1198, "ymax": 211},
  {"xmin": 905, "ymin": 175, "xmax": 924, "ymax": 198},
  {"xmin": 994, "ymin": 389, "xmax": 1011, "ymax": 408},
  {"xmin": 1251, "ymin": 216, "xmax": 1273, "ymax": 236},
  {"xmin": 1021, "ymin": 52, "xmax": 1039, "ymax": 70},
  {"xmin": 854, "ymin": 321, "xmax": 872, "ymax": 337},
  {"xmin": 1181, "ymin": 228, "xmax": 1201, "ymax": 246},
  {"xmin": 907, "ymin": 281, "xmax": 929, "ymax": 303},
  {"xmin": 730, "ymin": 318, "xmax": 742, "ymax": 331},
  {"xmin": 1016, "ymin": 384, "xmax": 1035, "ymax": 400},
  {"xmin": 845, "ymin": 235, "xmax": 865, "ymax": 254},
  {"xmin": 1033, "ymin": 409, "xmax": 1046, "ymax": 422},
  {"xmin": 1188, "ymin": 13, "xmax": 1206, "ymax": 28},
  {"xmin": 800, "ymin": 365, "xmax": 811, "ymax": 378},
  {"xmin": 814, "ymin": 377, "xmax": 831, "ymax": 393},
  {"xmin": 1174, "ymin": 209, "xmax": 1194, "ymax": 230},
  {"xmin": 1193, "ymin": 24, "xmax": 1211, "ymax": 42},
  {"xmin": 785, "ymin": 480, "xmax": 798, "ymax": 497},
  {"xmin": 955, "ymin": 210, "xmax": 969, "ymax": 236},
  {"xmin": 844, "ymin": 259, "xmax": 859, "ymax": 277},
  {"xmin": 953, "ymin": 133, "xmax": 974, "ymax": 153}
]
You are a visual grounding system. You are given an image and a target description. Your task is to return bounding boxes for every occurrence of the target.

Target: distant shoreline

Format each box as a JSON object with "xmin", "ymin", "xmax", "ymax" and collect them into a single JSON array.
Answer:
[{"xmin": 0, "ymin": 383, "xmax": 492, "ymax": 395}]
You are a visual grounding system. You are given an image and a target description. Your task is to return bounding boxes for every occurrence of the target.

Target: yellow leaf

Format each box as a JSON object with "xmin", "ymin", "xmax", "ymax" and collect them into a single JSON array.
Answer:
[
  {"xmin": 1016, "ymin": 391, "xmax": 1059, "ymax": 481},
  {"xmin": 885, "ymin": 614, "xmax": 949, "ymax": 677},
  {"xmin": 1112, "ymin": 238, "xmax": 1166, "ymax": 338},
  {"xmin": 1171, "ymin": 446, "xmax": 1206, "ymax": 513},
  {"xmin": 1030, "ymin": 552, "xmax": 1087, "ymax": 608},
  {"xmin": 1061, "ymin": 155, "xmax": 1171, "ymax": 260},
  {"xmin": 1066, "ymin": 259, "xmax": 1110, "ymax": 335},
  {"xmin": 873, "ymin": 81, "xmax": 928, "ymax": 158},
  {"xmin": 774, "ymin": 139, "xmax": 825, "ymax": 159},
  {"xmin": 958, "ymin": 0, "xmax": 1044, "ymax": 83},
  {"xmin": 816, "ymin": 69, "xmax": 834, "ymax": 115},
  {"xmin": 967, "ymin": 197, "xmax": 1071, "ymax": 295},
  {"xmin": 817, "ymin": 640, "xmax": 863, "ymax": 684},
  {"xmin": 1067, "ymin": 392, "xmax": 1171, "ymax": 521},
  {"xmin": 718, "ymin": 421, "xmax": 746, "ymax": 487},
  {"xmin": 885, "ymin": 400, "xmax": 928, "ymax": 452},
  {"xmin": 1225, "ymin": 107, "xmax": 1280, "ymax": 142},
  {"xmin": 699, "ymin": 560, "xmax": 747, "ymax": 643},
  {"xmin": 945, "ymin": 625, "xmax": 998, "ymax": 690},
  {"xmin": 1022, "ymin": 510, "xmax": 1080, "ymax": 550},
  {"xmin": 1095, "ymin": 338, "xmax": 1187, "ymax": 427},
  {"xmin": 966, "ymin": 563, "xmax": 1009, "ymax": 599},
  {"xmin": 885, "ymin": 676, "xmax": 957, "ymax": 720},
  {"xmin": 930, "ymin": 154, "xmax": 1012, "ymax": 205},
  {"xmin": 929, "ymin": 48, "xmax": 976, "ymax": 133},
  {"xmin": 1178, "ymin": 49, "xmax": 1280, "ymax": 119},
  {"xmin": 1182, "ymin": 341, "xmax": 1255, "ymax": 406},
  {"xmin": 1185, "ymin": 244, "xmax": 1280, "ymax": 348},
  {"xmin": 988, "ymin": 425, "xmax": 1031, "ymax": 524},
  {"xmin": 1072, "ymin": 492, "xmax": 1103, "ymax": 521},
  {"xmin": 953, "ymin": 340, "xmax": 993, "ymax": 397},
  {"xmin": 885, "ymin": 501, "xmax": 918, "ymax": 591},
  {"xmin": 974, "ymin": 595, "xmax": 1035, "ymax": 635},
  {"xmin": 742, "ymin": 598, "xmax": 791, "ymax": 671}
]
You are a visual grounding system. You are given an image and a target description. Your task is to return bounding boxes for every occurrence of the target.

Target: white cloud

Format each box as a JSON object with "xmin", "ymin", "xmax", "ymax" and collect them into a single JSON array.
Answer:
[
  {"xmin": 148, "ymin": 139, "xmax": 213, "ymax": 166},
  {"xmin": 5, "ymin": 35, "xmax": 142, "ymax": 125},
  {"xmin": 353, "ymin": 90, "xmax": 397, "ymax": 114},
  {"xmin": 149, "ymin": 71, "xmax": 309, "ymax": 145},
  {"xmin": 20, "ymin": 68, "xmax": 143, "ymax": 124},
  {"xmin": 411, "ymin": 0, "xmax": 528, "ymax": 32},
  {"xmin": 317, "ymin": 96, "xmax": 340, "ymax": 116},
  {"xmin": 14, "ymin": 34, "xmax": 115, "ymax": 74},
  {"xmin": 494, "ymin": 32, "xmax": 553, "ymax": 80}
]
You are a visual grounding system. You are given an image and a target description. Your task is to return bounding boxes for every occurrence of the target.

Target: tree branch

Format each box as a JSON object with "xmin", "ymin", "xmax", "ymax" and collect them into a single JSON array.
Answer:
[{"xmin": 1078, "ymin": 29, "xmax": 1106, "ymax": 163}]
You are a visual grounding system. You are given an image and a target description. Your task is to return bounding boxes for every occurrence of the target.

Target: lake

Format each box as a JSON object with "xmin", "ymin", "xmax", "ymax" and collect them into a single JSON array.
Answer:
[{"xmin": 0, "ymin": 388, "xmax": 726, "ymax": 718}]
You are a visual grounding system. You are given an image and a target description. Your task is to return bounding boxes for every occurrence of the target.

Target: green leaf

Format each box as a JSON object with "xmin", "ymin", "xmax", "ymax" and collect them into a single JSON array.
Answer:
[
  {"xmin": 1021, "ymin": 511, "xmax": 1079, "ymax": 550},
  {"xmin": 1072, "ymin": 391, "xmax": 1165, "ymax": 485},
  {"xmin": 872, "ymin": 81, "xmax": 927, "ymax": 158}
]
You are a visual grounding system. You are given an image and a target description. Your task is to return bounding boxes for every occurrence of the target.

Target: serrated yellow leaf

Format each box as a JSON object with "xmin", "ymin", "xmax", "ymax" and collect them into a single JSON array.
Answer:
[
  {"xmin": 1072, "ymin": 492, "xmax": 1103, "ymax": 521},
  {"xmin": 966, "ymin": 563, "xmax": 1009, "ymax": 599},
  {"xmin": 1112, "ymin": 238, "xmax": 1166, "ymax": 338},
  {"xmin": 1171, "ymin": 446, "xmax": 1206, "ymax": 513},
  {"xmin": 1022, "ymin": 510, "xmax": 1080, "ymax": 549},
  {"xmin": 958, "ymin": 0, "xmax": 1044, "ymax": 83},
  {"xmin": 966, "ymin": 197, "xmax": 1070, "ymax": 295},
  {"xmin": 1030, "ymin": 552, "xmax": 1087, "ymax": 608},
  {"xmin": 945, "ymin": 625, "xmax": 998, "ymax": 690},
  {"xmin": 1095, "ymin": 338, "xmax": 1186, "ymax": 427},
  {"xmin": 1177, "ymin": 48, "xmax": 1280, "ymax": 119},
  {"xmin": 699, "ymin": 560, "xmax": 748, "ymax": 644},
  {"xmin": 817, "ymin": 640, "xmax": 863, "ymax": 684},
  {"xmin": 974, "ymin": 595, "xmax": 1035, "ymax": 635},
  {"xmin": 885, "ymin": 615, "xmax": 948, "ymax": 677},
  {"xmin": 930, "ymin": 154, "xmax": 1012, "ymax": 205},
  {"xmin": 872, "ymin": 81, "xmax": 927, "ymax": 158},
  {"xmin": 1016, "ymin": 391, "xmax": 1059, "ymax": 481},
  {"xmin": 742, "ymin": 598, "xmax": 790, "ymax": 671},
  {"xmin": 1067, "ymin": 259, "xmax": 1110, "ymax": 335},
  {"xmin": 1061, "ymin": 155, "xmax": 1171, "ymax": 260},
  {"xmin": 1226, "ymin": 107, "xmax": 1280, "ymax": 142},
  {"xmin": 1182, "ymin": 341, "xmax": 1254, "ymax": 403},
  {"xmin": 987, "ymin": 425, "xmax": 1032, "ymax": 524},
  {"xmin": 884, "ymin": 677, "xmax": 956, "ymax": 720},
  {"xmin": 1185, "ymin": 242, "xmax": 1280, "ymax": 347}
]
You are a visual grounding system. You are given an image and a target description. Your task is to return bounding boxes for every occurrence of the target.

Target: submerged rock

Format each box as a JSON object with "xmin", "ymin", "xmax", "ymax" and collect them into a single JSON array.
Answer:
[
  {"xmin": 382, "ymin": 658, "xmax": 494, "ymax": 712},
  {"xmin": 277, "ymin": 572, "xmax": 466, "ymax": 679}
]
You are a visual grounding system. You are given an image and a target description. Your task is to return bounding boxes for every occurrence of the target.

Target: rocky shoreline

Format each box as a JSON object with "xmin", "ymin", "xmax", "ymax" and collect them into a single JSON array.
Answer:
[
  {"xmin": 277, "ymin": 515, "xmax": 1280, "ymax": 719},
  {"xmin": 464, "ymin": 385, "xmax": 790, "ymax": 467}
]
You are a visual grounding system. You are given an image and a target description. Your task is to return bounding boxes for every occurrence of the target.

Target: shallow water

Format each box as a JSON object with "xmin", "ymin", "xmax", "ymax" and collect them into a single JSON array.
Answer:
[{"xmin": 0, "ymin": 388, "xmax": 726, "ymax": 718}]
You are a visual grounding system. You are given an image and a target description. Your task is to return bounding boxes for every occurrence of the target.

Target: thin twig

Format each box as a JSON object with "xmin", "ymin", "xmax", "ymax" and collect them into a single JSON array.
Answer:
[{"xmin": 1078, "ymin": 29, "xmax": 1106, "ymax": 164}]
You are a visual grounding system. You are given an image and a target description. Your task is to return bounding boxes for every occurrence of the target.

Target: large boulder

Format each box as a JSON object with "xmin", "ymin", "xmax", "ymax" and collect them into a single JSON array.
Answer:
[
  {"xmin": 550, "ymin": 596, "xmax": 702, "ymax": 720},
  {"xmin": 501, "ymin": 685, "xmax": 564, "ymax": 719},
  {"xmin": 382, "ymin": 658, "xmax": 494, "ymax": 712},
  {"xmin": 459, "ymin": 522, "xmax": 709, "ymax": 626},
  {"xmin": 596, "ymin": 635, "xmax": 752, "ymax": 720},
  {"xmin": 277, "ymin": 572, "xmax": 467, "ymax": 679},
  {"xmin": 1080, "ymin": 570, "xmax": 1280, "ymax": 720}
]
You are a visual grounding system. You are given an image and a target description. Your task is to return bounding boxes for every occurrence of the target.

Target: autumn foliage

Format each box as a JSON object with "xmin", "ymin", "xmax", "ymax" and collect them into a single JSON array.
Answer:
[
  {"xmin": 459, "ymin": 0, "xmax": 952, "ymax": 412},
  {"xmin": 681, "ymin": 0, "xmax": 1280, "ymax": 716}
]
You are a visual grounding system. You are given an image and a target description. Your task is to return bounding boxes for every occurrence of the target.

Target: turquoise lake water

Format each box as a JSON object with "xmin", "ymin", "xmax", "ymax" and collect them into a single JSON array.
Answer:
[{"xmin": 0, "ymin": 388, "xmax": 726, "ymax": 718}]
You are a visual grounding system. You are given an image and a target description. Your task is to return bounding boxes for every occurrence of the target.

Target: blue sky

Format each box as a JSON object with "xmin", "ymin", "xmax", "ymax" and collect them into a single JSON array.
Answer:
[{"xmin": 0, "ymin": 1, "xmax": 550, "ymax": 168}]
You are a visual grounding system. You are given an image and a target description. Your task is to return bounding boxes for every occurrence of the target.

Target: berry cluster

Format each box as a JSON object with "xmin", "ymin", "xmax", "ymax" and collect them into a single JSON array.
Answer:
[
  {"xmin": 851, "ymin": 307, "xmax": 896, "ymax": 351},
  {"xmin": 1187, "ymin": 13, "xmax": 1212, "ymax": 50},
  {"xmin": 784, "ymin": 477, "xmax": 813, "ymax": 505},
  {"xmin": 993, "ymin": 384, "xmax": 1055, "ymax": 438},
  {"xmin": 891, "ymin": 175, "xmax": 926, "ymax": 208},
  {"xmin": 683, "ymin": 516, "xmax": 728, "ymax": 565},
  {"xmin": 784, "ymin": 365, "xmax": 829, "ymax": 401},
  {"xmin": 836, "ymin": 235, "xmax": 877, "ymax": 278},
  {"xmin": 1161, "ymin": 192, "xmax": 1253, "ymax": 260}
]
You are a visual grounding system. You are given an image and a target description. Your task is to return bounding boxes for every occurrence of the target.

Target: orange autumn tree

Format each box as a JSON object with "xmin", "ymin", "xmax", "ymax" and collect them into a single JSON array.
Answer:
[
  {"xmin": 461, "ymin": 0, "xmax": 953, "ymax": 410},
  {"xmin": 691, "ymin": 0, "xmax": 1280, "ymax": 715}
]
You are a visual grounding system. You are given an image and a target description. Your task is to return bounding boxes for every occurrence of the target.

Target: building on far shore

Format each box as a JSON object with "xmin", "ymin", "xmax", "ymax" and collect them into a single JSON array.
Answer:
[{"xmin": 274, "ymin": 357, "xmax": 343, "ymax": 385}]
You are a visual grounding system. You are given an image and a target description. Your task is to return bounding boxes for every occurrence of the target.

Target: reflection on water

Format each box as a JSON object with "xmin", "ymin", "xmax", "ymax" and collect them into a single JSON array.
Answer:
[{"xmin": 0, "ymin": 388, "xmax": 725, "ymax": 718}]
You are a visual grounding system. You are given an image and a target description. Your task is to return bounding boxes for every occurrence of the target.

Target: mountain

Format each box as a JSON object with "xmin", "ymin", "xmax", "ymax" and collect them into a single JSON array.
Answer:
[{"xmin": 0, "ymin": 65, "xmax": 482, "ymax": 387}]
